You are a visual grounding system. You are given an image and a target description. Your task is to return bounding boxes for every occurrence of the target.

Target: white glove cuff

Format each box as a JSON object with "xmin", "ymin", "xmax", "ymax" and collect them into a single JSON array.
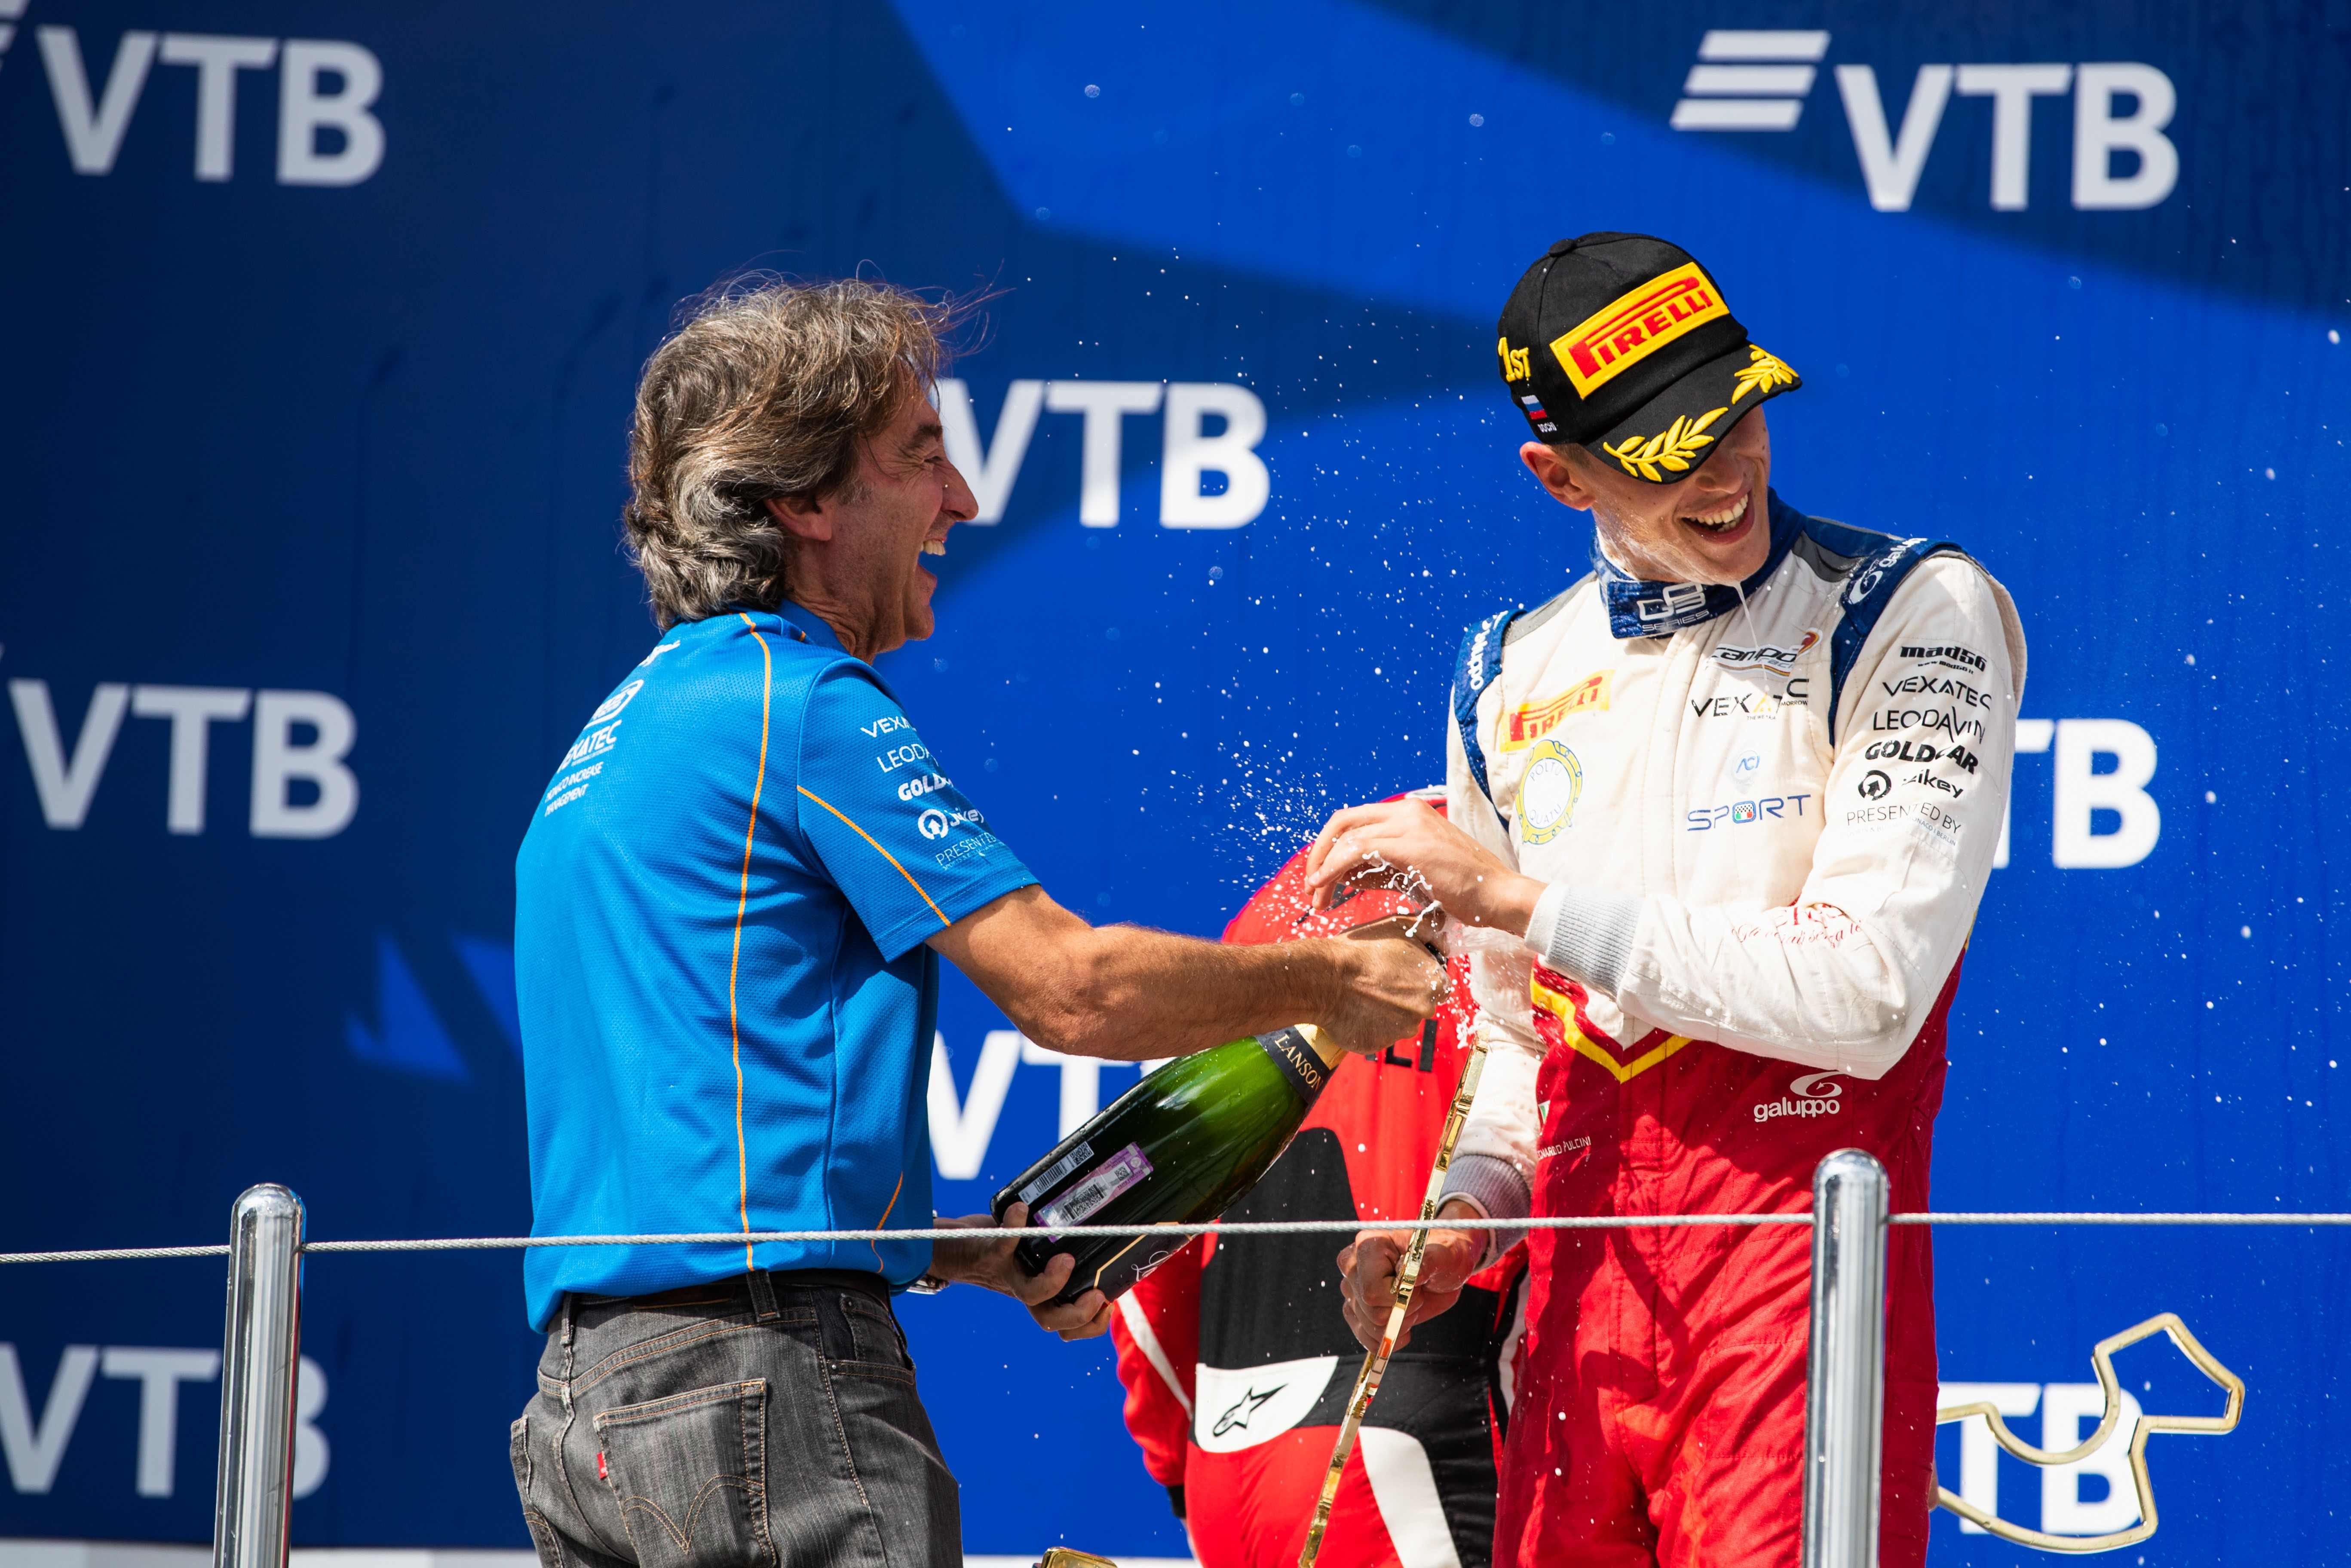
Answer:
[
  {"xmin": 1438, "ymin": 1152, "xmax": 1531, "ymax": 1268},
  {"xmin": 1521, "ymin": 882, "xmax": 1639, "ymax": 994}
]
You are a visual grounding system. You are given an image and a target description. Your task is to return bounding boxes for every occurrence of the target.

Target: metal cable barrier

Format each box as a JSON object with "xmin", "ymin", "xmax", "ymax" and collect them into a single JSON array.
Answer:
[{"xmin": 8, "ymin": 1161, "xmax": 2333, "ymax": 1568}]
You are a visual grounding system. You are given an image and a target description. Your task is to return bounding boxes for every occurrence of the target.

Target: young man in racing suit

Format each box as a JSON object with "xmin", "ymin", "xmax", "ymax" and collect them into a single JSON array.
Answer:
[{"xmin": 1305, "ymin": 233, "xmax": 2027, "ymax": 1567}]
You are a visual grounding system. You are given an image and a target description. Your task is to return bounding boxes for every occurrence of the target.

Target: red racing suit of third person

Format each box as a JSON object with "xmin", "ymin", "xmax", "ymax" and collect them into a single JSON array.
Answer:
[{"xmin": 1114, "ymin": 801, "xmax": 1521, "ymax": 1568}]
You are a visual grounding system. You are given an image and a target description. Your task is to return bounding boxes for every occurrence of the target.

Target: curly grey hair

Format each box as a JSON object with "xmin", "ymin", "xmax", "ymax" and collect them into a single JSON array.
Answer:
[{"xmin": 623, "ymin": 276, "xmax": 959, "ymax": 628}]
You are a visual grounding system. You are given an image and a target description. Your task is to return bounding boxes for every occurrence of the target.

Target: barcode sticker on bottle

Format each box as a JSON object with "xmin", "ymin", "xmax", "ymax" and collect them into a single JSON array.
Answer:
[
  {"xmin": 1017, "ymin": 1141, "xmax": 1094, "ymax": 1208},
  {"xmin": 1039, "ymin": 1143, "xmax": 1154, "ymax": 1236}
]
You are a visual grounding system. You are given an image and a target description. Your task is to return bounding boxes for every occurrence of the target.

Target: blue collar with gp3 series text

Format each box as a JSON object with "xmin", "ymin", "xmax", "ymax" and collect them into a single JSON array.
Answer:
[{"xmin": 1592, "ymin": 490, "xmax": 1804, "ymax": 639}]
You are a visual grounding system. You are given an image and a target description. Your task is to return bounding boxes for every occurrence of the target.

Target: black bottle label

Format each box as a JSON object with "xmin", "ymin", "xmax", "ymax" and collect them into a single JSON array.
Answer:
[{"xmin": 1257, "ymin": 1027, "xmax": 1334, "ymax": 1106}]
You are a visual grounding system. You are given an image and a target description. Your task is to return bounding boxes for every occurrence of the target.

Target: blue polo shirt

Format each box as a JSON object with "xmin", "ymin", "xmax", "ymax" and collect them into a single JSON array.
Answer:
[{"xmin": 514, "ymin": 604, "xmax": 1036, "ymax": 1329}]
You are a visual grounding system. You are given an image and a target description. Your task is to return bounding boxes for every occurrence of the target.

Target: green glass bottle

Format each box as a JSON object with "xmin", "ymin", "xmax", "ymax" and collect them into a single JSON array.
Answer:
[{"xmin": 992, "ymin": 1026, "xmax": 1347, "ymax": 1305}]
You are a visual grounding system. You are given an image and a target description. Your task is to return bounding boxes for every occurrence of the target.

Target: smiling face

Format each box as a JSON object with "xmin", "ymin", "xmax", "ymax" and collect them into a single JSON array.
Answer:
[
  {"xmin": 852, "ymin": 388, "xmax": 971, "ymax": 647},
  {"xmin": 1521, "ymin": 406, "xmax": 1774, "ymax": 585},
  {"xmin": 765, "ymin": 382, "xmax": 977, "ymax": 659}
]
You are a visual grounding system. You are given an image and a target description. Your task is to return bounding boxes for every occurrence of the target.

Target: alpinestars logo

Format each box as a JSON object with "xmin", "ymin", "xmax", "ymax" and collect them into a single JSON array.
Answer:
[
  {"xmin": 1211, "ymin": 1384, "xmax": 1285, "ymax": 1438},
  {"xmin": 1754, "ymin": 1070, "xmax": 1844, "ymax": 1124}
]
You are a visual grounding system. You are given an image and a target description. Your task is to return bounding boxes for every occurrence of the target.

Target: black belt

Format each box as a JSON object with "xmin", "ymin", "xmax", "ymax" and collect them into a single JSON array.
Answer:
[
  {"xmin": 761, "ymin": 1267, "xmax": 892, "ymax": 1307},
  {"xmin": 592, "ymin": 1267, "xmax": 891, "ymax": 1311}
]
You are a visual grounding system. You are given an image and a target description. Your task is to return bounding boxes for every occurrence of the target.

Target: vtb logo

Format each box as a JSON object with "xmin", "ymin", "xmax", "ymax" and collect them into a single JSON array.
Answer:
[
  {"xmin": 1670, "ymin": 30, "xmax": 2177, "ymax": 212},
  {"xmin": 0, "ymin": 13, "xmax": 383, "ymax": 184}
]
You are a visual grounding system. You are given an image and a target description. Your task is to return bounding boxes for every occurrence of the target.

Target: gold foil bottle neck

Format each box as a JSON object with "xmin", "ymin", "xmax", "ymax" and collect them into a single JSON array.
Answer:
[
  {"xmin": 1039, "ymin": 1552, "xmax": 1120, "ymax": 1568},
  {"xmin": 1294, "ymin": 1024, "xmax": 1347, "ymax": 1069}
]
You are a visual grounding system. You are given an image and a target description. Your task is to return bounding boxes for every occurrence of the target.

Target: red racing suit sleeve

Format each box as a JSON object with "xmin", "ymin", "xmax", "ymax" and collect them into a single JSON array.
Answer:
[{"xmin": 1109, "ymin": 1235, "xmax": 1202, "ymax": 1499}]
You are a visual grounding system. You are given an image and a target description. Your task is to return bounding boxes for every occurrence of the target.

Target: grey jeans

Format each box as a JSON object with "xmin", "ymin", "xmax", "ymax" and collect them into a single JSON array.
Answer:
[{"xmin": 511, "ymin": 1270, "xmax": 961, "ymax": 1568}]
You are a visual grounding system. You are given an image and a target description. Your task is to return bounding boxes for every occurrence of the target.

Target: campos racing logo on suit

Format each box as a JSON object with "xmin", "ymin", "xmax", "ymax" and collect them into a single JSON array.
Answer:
[
  {"xmin": 1713, "ymin": 629, "xmax": 1819, "ymax": 674},
  {"xmin": 1755, "ymin": 1071, "xmax": 1844, "ymax": 1124}
]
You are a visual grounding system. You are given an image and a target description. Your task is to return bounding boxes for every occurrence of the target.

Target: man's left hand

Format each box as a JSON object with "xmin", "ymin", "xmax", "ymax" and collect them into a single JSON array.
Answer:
[
  {"xmin": 1306, "ymin": 797, "xmax": 1544, "ymax": 934},
  {"xmin": 1335, "ymin": 1200, "xmax": 1487, "ymax": 1353},
  {"xmin": 928, "ymin": 1203, "xmax": 1115, "ymax": 1341}
]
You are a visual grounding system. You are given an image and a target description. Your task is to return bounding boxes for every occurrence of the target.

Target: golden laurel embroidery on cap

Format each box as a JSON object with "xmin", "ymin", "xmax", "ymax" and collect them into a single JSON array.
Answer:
[
  {"xmin": 1504, "ymin": 670, "xmax": 1612, "ymax": 750},
  {"xmin": 1513, "ymin": 738, "xmax": 1583, "ymax": 845},
  {"xmin": 1548, "ymin": 260, "xmax": 1731, "ymax": 396},
  {"xmin": 1732, "ymin": 343, "xmax": 1798, "ymax": 403},
  {"xmin": 1498, "ymin": 336, "xmax": 1532, "ymax": 382},
  {"xmin": 1601, "ymin": 406, "xmax": 1729, "ymax": 482}
]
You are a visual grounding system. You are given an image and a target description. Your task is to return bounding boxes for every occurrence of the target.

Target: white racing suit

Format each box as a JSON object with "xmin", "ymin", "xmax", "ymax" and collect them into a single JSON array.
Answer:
[{"xmin": 1435, "ymin": 490, "xmax": 2026, "ymax": 1567}]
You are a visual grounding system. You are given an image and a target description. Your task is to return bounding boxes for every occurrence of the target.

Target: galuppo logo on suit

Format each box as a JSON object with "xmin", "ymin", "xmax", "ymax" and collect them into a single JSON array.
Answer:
[{"xmin": 1549, "ymin": 262, "xmax": 1729, "ymax": 395}]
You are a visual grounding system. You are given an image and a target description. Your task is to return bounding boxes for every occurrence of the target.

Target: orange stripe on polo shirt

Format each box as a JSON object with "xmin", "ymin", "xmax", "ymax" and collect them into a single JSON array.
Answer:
[
  {"xmin": 796, "ymin": 786, "xmax": 953, "ymax": 928},
  {"xmin": 730, "ymin": 614, "xmax": 775, "ymax": 1271}
]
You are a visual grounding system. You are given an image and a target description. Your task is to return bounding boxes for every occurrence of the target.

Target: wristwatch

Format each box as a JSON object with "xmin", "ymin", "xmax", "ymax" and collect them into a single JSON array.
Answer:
[{"xmin": 905, "ymin": 1210, "xmax": 953, "ymax": 1293}]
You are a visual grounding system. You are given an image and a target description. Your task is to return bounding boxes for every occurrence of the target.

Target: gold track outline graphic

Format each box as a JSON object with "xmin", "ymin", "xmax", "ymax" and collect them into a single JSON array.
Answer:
[{"xmin": 1934, "ymin": 1312, "xmax": 2243, "ymax": 1553}]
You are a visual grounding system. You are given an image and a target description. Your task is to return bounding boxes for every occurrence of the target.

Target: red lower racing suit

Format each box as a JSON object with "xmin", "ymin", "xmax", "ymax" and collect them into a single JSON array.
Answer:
[
  {"xmin": 1496, "ymin": 959, "xmax": 1957, "ymax": 1567},
  {"xmin": 1112, "ymin": 798, "xmax": 1523, "ymax": 1568},
  {"xmin": 1437, "ymin": 499, "xmax": 2026, "ymax": 1566}
]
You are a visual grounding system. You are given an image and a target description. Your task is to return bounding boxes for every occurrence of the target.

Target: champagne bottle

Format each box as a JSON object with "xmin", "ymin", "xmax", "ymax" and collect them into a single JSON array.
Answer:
[{"xmin": 992, "ymin": 1026, "xmax": 1347, "ymax": 1305}]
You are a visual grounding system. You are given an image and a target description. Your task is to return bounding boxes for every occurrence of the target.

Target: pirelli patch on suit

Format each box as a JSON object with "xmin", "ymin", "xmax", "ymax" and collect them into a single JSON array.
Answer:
[
  {"xmin": 1549, "ymin": 262, "xmax": 1729, "ymax": 397},
  {"xmin": 1505, "ymin": 670, "xmax": 1612, "ymax": 749}
]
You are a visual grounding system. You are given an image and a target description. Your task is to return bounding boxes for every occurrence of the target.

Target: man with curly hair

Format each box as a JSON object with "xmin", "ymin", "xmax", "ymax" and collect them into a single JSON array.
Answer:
[
  {"xmin": 506, "ymin": 277, "xmax": 1442, "ymax": 1567},
  {"xmin": 1308, "ymin": 233, "xmax": 2028, "ymax": 1567}
]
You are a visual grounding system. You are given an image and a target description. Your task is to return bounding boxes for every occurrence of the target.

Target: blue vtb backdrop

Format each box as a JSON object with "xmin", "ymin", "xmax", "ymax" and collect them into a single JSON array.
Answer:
[{"xmin": 0, "ymin": 0, "xmax": 2342, "ymax": 1557}]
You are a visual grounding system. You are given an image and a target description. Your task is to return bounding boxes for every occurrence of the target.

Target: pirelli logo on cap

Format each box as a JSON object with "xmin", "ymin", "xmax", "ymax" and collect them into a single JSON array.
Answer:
[
  {"xmin": 1549, "ymin": 262, "xmax": 1730, "ymax": 396},
  {"xmin": 1505, "ymin": 670, "xmax": 1612, "ymax": 749}
]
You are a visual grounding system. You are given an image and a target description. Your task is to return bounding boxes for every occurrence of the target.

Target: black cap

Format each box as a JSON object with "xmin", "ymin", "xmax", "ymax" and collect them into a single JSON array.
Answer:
[{"xmin": 1496, "ymin": 232, "xmax": 1800, "ymax": 484}]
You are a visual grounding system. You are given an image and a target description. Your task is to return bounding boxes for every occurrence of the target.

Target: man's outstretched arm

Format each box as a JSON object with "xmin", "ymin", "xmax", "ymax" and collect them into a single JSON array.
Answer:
[
  {"xmin": 922, "ymin": 884, "xmax": 1444, "ymax": 1338},
  {"xmin": 928, "ymin": 884, "xmax": 1444, "ymax": 1063}
]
